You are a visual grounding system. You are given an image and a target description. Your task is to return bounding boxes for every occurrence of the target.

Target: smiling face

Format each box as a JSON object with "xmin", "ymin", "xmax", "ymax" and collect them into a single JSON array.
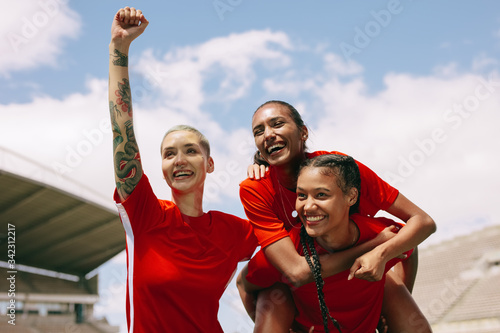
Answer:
[
  {"xmin": 161, "ymin": 130, "xmax": 214, "ymax": 194},
  {"xmin": 252, "ymin": 103, "xmax": 307, "ymax": 167},
  {"xmin": 296, "ymin": 166, "xmax": 357, "ymax": 241}
]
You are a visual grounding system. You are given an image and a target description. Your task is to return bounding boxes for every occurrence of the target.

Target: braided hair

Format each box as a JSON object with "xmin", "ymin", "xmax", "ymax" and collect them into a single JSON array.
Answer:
[
  {"xmin": 300, "ymin": 225, "xmax": 342, "ymax": 333},
  {"xmin": 297, "ymin": 154, "xmax": 361, "ymax": 332}
]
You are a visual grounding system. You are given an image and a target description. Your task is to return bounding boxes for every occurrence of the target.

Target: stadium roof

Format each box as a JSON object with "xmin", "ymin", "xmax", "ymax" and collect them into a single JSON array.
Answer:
[
  {"xmin": 0, "ymin": 148, "xmax": 124, "ymax": 277},
  {"xmin": 413, "ymin": 223, "xmax": 500, "ymax": 332}
]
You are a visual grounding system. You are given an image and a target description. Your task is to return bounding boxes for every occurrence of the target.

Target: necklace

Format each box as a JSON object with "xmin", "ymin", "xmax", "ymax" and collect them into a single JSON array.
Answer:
[{"xmin": 276, "ymin": 178, "xmax": 300, "ymax": 229}]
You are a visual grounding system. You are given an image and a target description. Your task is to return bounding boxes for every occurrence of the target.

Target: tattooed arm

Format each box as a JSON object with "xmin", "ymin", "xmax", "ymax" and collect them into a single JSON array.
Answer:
[{"xmin": 108, "ymin": 7, "xmax": 149, "ymax": 201}]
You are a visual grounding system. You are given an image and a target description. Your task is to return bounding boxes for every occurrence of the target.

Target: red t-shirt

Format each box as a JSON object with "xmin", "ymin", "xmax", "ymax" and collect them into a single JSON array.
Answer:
[
  {"xmin": 114, "ymin": 174, "xmax": 258, "ymax": 333},
  {"xmin": 239, "ymin": 151, "xmax": 399, "ymax": 248},
  {"xmin": 246, "ymin": 214, "xmax": 412, "ymax": 333}
]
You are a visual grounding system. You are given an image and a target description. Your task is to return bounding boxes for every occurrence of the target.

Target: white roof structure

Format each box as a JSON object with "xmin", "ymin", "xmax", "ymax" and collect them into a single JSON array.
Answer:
[{"xmin": 413, "ymin": 224, "xmax": 500, "ymax": 333}]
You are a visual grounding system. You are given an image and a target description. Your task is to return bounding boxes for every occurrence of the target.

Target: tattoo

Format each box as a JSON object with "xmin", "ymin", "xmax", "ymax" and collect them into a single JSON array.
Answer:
[
  {"xmin": 115, "ymin": 78, "xmax": 132, "ymax": 117},
  {"xmin": 114, "ymin": 121, "xmax": 142, "ymax": 195},
  {"xmin": 111, "ymin": 49, "xmax": 128, "ymax": 67},
  {"xmin": 109, "ymin": 102, "xmax": 124, "ymax": 152}
]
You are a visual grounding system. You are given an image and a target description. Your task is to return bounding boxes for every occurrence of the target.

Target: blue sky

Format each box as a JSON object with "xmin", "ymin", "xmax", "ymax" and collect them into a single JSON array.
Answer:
[{"xmin": 1, "ymin": 1, "xmax": 500, "ymax": 332}]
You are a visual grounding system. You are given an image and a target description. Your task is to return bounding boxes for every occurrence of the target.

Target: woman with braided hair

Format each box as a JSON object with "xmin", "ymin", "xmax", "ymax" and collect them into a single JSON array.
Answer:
[
  {"xmin": 239, "ymin": 154, "xmax": 416, "ymax": 332},
  {"xmin": 237, "ymin": 100, "xmax": 435, "ymax": 332}
]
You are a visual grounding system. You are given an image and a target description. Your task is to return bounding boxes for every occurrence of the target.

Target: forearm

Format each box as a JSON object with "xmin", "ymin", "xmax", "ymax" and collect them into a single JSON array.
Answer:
[
  {"xmin": 319, "ymin": 235, "xmax": 383, "ymax": 278},
  {"xmin": 263, "ymin": 237, "xmax": 312, "ymax": 287},
  {"xmin": 108, "ymin": 42, "xmax": 142, "ymax": 201},
  {"xmin": 374, "ymin": 214, "xmax": 434, "ymax": 264},
  {"xmin": 374, "ymin": 192, "xmax": 436, "ymax": 263}
]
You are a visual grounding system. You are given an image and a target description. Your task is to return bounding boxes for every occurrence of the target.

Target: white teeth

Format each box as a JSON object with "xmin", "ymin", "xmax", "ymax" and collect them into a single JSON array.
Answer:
[
  {"xmin": 306, "ymin": 215, "xmax": 324, "ymax": 222},
  {"xmin": 267, "ymin": 143, "xmax": 285, "ymax": 154},
  {"xmin": 174, "ymin": 171, "xmax": 193, "ymax": 177}
]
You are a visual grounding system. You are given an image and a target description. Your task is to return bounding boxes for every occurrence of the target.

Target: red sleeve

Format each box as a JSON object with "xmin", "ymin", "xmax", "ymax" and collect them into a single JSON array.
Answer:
[
  {"xmin": 246, "ymin": 249, "xmax": 284, "ymax": 288},
  {"xmin": 309, "ymin": 151, "xmax": 399, "ymax": 217},
  {"xmin": 114, "ymin": 174, "xmax": 175, "ymax": 235},
  {"xmin": 223, "ymin": 213, "xmax": 259, "ymax": 262},
  {"xmin": 239, "ymin": 176, "xmax": 289, "ymax": 248},
  {"xmin": 238, "ymin": 221, "xmax": 260, "ymax": 262}
]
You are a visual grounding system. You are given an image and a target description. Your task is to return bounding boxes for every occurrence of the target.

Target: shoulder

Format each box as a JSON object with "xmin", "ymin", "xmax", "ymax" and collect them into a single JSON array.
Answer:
[
  {"xmin": 306, "ymin": 150, "xmax": 347, "ymax": 159},
  {"xmin": 240, "ymin": 170, "xmax": 273, "ymax": 189},
  {"xmin": 239, "ymin": 170, "xmax": 276, "ymax": 198}
]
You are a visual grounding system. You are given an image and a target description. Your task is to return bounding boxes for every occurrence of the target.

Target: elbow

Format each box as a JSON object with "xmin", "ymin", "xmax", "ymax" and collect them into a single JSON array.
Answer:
[
  {"xmin": 423, "ymin": 214, "xmax": 437, "ymax": 236},
  {"xmin": 284, "ymin": 265, "xmax": 311, "ymax": 288}
]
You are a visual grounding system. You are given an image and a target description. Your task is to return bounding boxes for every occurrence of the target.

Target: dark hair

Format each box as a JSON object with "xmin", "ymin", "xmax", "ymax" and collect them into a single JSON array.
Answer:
[
  {"xmin": 299, "ymin": 154, "xmax": 361, "ymax": 215},
  {"xmin": 300, "ymin": 225, "xmax": 342, "ymax": 333},
  {"xmin": 252, "ymin": 100, "xmax": 307, "ymax": 166},
  {"xmin": 297, "ymin": 154, "xmax": 361, "ymax": 332}
]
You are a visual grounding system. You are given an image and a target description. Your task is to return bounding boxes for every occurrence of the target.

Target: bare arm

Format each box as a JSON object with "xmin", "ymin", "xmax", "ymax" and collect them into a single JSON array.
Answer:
[
  {"xmin": 262, "ymin": 226, "xmax": 398, "ymax": 287},
  {"xmin": 350, "ymin": 193, "xmax": 436, "ymax": 287},
  {"xmin": 108, "ymin": 7, "xmax": 149, "ymax": 202}
]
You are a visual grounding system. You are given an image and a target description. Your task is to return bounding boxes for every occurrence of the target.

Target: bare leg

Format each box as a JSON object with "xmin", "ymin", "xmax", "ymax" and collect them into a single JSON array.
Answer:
[
  {"xmin": 394, "ymin": 247, "xmax": 419, "ymax": 293},
  {"xmin": 253, "ymin": 282, "xmax": 296, "ymax": 333},
  {"xmin": 382, "ymin": 270, "xmax": 432, "ymax": 333},
  {"xmin": 236, "ymin": 265, "xmax": 296, "ymax": 332}
]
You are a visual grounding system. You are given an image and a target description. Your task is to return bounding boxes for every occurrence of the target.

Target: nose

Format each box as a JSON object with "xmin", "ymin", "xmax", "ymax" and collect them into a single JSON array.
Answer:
[
  {"xmin": 263, "ymin": 126, "xmax": 275, "ymax": 141},
  {"xmin": 174, "ymin": 152, "xmax": 187, "ymax": 166},
  {"xmin": 303, "ymin": 197, "xmax": 316, "ymax": 212}
]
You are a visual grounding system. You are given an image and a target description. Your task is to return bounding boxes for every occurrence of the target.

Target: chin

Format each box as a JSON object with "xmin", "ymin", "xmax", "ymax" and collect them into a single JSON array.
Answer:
[
  {"xmin": 304, "ymin": 227, "xmax": 320, "ymax": 238},
  {"xmin": 171, "ymin": 182, "xmax": 193, "ymax": 193}
]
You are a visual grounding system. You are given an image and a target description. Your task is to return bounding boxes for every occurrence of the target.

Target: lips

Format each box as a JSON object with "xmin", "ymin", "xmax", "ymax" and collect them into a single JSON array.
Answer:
[
  {"xmin": 173, "ymin": 170, "xmax": 194, "ymax": 178},
  {"xmin": 266, "ymin": 143, "xmax": 286, "ymax": 155},
  {"xmin": 304, "ymin": 215, "xmax": 326, "ymax": 225}
]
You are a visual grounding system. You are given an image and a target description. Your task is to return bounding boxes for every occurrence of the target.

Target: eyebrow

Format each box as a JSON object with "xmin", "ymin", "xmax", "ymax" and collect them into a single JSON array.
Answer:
[
  {"xmin": 163, "ymin": 143, "xmax": 199, "ymax": 152},
  {"xmin": 296, "ymin": 186, "xmax": 331, "ymax": 192},
  {"xmin": 252, "ymin": 116, "xmax": 285, "ymax": 132}
]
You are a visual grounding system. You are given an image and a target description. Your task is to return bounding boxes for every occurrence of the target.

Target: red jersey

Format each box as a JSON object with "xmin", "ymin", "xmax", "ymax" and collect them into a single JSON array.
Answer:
[
  {"xmin": 246, "ymin": 214, "xmax": 412, "ymax": 333},
  {"xmin": 239, "ymin": 151, "xmax": 399, "ymax": 248},
  {"xmin": 114, "ymin": 175, "xmax": 258, "ymax": 333}
]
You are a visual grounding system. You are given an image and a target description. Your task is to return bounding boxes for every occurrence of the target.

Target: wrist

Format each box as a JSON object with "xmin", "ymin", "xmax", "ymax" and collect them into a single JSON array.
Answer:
[
  {"xmin": 109, "ymin": 44, "xmax": 130, "ymax": 67},
  {"xmin": 109, "ymin": 40, "xmax": 131, "ymax": 54},
  {"xmin": 372, "ymin": 244, "xmax": 391, "ymax": 263}
]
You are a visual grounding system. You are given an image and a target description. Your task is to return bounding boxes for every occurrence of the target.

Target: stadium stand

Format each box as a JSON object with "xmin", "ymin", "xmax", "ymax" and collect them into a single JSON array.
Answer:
[
  {"xmin": 0, "ymin": 147, "xmax": 121, "ymax": 332},
  {"xmin": 413, "ymin": 224, "xmax": 500, "ymax": 332}
]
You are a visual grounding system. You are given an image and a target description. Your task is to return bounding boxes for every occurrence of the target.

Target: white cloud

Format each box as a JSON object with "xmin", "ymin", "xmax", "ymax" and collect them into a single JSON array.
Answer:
[
  {"xmin": 0, "ymin": 29, "xmax": 295, "ymax": 209},
  {"xmin": 472, "ymin": 54, "xmax": 498, "ymax": 72},
  {"xmin": 135, "ymin": 29, "xmax": 292, "ymax": 113},
  {"xmin": 0, "ymin": 0, "xmax": 81, "ymax": 76},
  {"xmin": 324, "ymin": 53, "xmax": 363, "ymax": 76}
]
